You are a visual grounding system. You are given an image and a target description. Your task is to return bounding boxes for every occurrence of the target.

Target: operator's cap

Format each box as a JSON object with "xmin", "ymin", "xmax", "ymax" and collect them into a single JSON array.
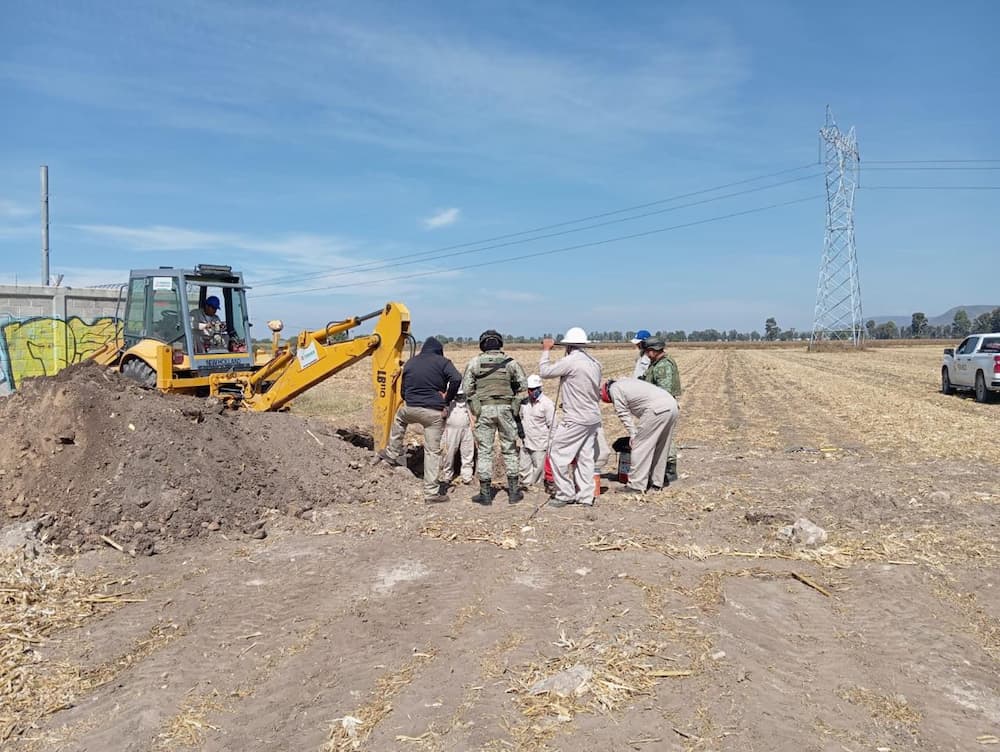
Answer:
[
  {"xmin": 205, "ymin": 295, "xmax": 220, "ymax": 308},
  {"xmin": 527, "ymin": 374, "xmax": 542, "ymax": 388},
  {"xmin": 630, "ymin": 329, "xmax": 651, "ymax": 344}
]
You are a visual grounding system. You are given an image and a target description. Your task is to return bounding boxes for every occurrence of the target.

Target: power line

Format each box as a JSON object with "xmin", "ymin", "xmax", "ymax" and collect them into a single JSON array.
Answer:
[
  {"xmin": 859, "ymin": 166, "xmax": 1000, "ymax": 171},
  {"xmin": 251, "ymin": 162, "xmax": 820, "ymax": 288},
  {"xmin": 254, "ymin": 171, "xmax": 823, "ymax": 288},
  {"xmin": 859, "ymin": 185, "xmax": 1000, "ymax": 190},
  {"xmin": 250, "ymin": 157, "xmax": 996, "ymax": 289},
  {"xmin": 861, "ymin": 159, "xmax": 1000, "ymax": 164},
  {"xmin": 253, "ymin": 194, "xmax": 822, "ymax": 298}
]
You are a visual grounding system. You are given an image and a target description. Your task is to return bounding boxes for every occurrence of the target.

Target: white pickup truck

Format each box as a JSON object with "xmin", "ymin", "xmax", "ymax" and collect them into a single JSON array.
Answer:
[{"xmin": 941, "ymin": 333, "xmax": 1000, "ymax": 403}]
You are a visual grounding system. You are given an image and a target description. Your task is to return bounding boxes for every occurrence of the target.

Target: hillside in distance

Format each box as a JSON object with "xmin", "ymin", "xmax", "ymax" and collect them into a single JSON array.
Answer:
[{"xmin": 867, "ymin": 304, "xmax": 999, "ymax": 329}]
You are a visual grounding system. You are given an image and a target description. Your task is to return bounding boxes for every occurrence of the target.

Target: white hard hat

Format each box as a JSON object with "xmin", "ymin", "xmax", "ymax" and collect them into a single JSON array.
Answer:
[
  {"xmin": 559, "ymin": 327, "xmax": 589, "ymax": 345},
  {"xmin": 527, "ymin": 374, "xmax": 542, "ymax": 388}
]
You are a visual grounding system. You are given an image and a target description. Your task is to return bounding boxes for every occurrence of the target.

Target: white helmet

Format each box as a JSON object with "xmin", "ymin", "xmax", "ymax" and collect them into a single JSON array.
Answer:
[
  {"xmin": 560, "ymin": 327, "xmax": 589, "ymax": 345},
  {"xmin": 527, "ymin": 374, "xmax": 543, "ymax": 388}
]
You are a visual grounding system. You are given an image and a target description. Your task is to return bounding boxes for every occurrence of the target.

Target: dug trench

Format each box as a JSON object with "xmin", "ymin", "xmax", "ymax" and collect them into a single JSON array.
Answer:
[{"xmin": 2, "ymin": 348, "xmax": 999, "ymax": 750}]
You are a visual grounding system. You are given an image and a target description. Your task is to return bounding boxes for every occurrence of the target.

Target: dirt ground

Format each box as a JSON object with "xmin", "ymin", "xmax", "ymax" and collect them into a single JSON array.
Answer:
[{"xmin": 2, "ymin": 345, "xmax": 998, "ymax": 751}]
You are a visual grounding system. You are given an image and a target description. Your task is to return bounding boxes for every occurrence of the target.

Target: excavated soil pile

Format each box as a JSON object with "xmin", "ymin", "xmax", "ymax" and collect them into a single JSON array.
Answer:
[{"xmin": 0, "ymin": 362, "xmax": 415, "ymax": 553}]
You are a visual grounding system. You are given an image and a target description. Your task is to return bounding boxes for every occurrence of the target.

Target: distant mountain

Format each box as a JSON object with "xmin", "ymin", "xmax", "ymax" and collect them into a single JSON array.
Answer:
[{"xmin": 867, "ymin": 305, "xmax": 1000, "ymax": 329}]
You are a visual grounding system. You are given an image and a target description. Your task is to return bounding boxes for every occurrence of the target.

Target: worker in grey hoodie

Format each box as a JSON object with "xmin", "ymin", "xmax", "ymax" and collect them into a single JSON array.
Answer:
[{"xmin": 377, "ymin": 336, "xmax": 462, "ymax": 503}]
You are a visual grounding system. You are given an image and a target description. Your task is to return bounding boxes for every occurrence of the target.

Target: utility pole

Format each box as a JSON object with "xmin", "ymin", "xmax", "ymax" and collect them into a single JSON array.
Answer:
[
  {"xmin": 810, "ymin": 107, "xmax": 863, "ymax": 348},
  {"xmin": 41, "ymin": 165, "xmax": 50, "ymax": 286}
]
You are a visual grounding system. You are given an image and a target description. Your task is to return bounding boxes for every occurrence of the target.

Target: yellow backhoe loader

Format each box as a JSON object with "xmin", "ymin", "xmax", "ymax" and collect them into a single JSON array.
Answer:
[{"xmin": 90, "ymin": 263, "xmax": 412, "ymax": 450}]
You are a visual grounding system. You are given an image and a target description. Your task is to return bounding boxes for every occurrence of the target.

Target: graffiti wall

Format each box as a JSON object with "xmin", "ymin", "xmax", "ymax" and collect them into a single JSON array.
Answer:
[{"xmin": 0, "ymin": 316, "xmax": 121, "ymax": 393}]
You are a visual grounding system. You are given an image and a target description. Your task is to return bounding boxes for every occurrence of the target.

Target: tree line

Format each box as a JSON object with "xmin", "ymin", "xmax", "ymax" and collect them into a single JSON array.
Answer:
[
  {"xmin": 422, "ymin": 308, "xmax": 1000, "ymax": 345},
  {"xmin": 257, "ymin": 308, "xmax": 1000, "ymax": 349},
  {"xmin": 867, "ymin": 307, "xmax": 1000, "ymax": 340},
  {"xmin": 428, "ymin": 327, "xmax": 805, "ymax": 344}
]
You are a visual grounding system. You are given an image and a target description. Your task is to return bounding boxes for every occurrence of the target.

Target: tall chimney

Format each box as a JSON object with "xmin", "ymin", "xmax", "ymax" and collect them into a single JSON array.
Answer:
[{"xmin": 41, "ymin": 165, "xmax": 50, "ymax": 286}]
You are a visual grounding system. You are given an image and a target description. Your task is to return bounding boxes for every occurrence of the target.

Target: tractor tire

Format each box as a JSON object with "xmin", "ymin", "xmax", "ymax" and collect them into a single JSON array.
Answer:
[
  {"xmin": 122, "ymin": 358, "xmax": 157, "ymax": 388},
  {"xmin": 974, "ymin": 371, "xmax": 991, "ymax": 404},
  {"xmin": 941, "ymin": 368, "xmax": 954, "ymax": 396}
]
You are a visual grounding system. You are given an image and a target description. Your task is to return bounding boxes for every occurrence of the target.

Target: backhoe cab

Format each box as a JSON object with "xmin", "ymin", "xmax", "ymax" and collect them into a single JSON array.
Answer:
[
  {"xmin": 92, "ymin": 263, "xmax": 412, "ymax": 450},
  {"xmin": 115, "ymin": 264, "xmax": 254, "ymax": 388}
]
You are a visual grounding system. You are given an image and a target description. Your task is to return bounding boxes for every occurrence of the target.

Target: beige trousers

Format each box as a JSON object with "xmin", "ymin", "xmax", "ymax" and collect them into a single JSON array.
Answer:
[{"xmin": 385, "ymin": 404, "xmax": 445, "ymax": 496}]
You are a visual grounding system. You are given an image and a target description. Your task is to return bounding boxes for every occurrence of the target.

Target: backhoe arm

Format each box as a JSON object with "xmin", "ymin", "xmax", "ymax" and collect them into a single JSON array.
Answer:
[{"xmin": 241, "ymin": 302, "xmax": 411, "ymax": 450}]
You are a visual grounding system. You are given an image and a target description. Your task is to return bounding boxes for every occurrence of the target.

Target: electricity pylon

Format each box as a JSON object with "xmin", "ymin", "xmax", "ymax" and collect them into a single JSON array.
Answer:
[{"xmin": 810, "ymin": 106, "xmax": 863, "ymax": 347}]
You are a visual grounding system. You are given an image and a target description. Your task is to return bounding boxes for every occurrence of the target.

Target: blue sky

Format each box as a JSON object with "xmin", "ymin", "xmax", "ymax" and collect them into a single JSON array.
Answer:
[{"xmin": 1, "ymin": 0, "xmax": 997, "ymax": 337}]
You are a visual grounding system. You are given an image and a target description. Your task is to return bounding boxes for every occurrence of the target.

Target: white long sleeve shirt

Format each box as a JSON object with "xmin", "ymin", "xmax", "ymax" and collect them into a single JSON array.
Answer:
[
  {"xmin": 633, "ymin": 353, "xmax": 650, "ymax": 378},
  {"xmin": 445, "ymin": 400, "xmax": 471, "ymax": 429},
  {"xmin": 539, "ymin": 348, "xmax": 602, "ymax": 426},
  {"xmin": 519, "ymin": 394, "xmax": 556, "ymax": 452},
  {"xmin": 609, "ymin": 377, "xmax": 677, "ymax": 437}
]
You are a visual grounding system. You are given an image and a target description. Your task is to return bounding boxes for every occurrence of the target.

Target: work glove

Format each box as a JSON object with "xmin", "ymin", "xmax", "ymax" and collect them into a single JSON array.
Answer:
[{"xmin": 517, "ymin": 423, "xmax": 526, "ymax": 440}]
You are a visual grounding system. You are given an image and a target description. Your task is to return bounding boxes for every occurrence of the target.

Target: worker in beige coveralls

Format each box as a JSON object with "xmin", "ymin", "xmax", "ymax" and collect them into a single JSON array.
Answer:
[
  {"xmin": 602, "ymin": 377, "xmax": 678, "ymax": 494},
  {"xmin": 539, "ymin": 327, "xmax": 603, "ymax": 507}
]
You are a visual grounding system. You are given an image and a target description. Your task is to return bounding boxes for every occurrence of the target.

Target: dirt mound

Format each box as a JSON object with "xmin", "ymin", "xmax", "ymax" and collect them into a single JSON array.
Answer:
[{"xmin": 0, "ymin": 362, "xmax": 415, "ymax": 553}]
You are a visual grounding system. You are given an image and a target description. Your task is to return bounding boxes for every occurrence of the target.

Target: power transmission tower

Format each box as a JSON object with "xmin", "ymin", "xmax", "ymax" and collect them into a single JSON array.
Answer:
[{"xmin": 810, "ymin": 106, "xmax": 863, "ymax": 348}]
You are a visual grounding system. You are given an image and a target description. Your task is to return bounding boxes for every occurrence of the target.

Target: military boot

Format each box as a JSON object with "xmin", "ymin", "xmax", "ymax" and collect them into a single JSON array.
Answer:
[
  {"xmin": 665, "ymin": 460, "xmax": 678, "ymax": 485},
  {"xmin": 507, "ymin": 476, "xmax": 524, "ymax": 504},
  {"xmin": 471, "ymin": 480, "xmax": 493, "ymax": 506}
]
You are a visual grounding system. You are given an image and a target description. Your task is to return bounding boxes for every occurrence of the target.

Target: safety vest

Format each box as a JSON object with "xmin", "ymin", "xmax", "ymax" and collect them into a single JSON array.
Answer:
[{"xmin": 474, "ymin": 352, "xmax": 515, "ymax": 402}]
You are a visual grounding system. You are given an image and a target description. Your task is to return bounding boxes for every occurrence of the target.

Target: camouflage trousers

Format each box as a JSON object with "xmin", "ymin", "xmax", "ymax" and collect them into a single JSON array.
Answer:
[{"xmin": 473, "ymin": 404, "xmax": 519, "ymax": 480}]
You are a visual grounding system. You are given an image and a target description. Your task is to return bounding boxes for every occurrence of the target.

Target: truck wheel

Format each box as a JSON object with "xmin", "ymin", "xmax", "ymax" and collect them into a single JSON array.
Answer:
[
  {"xmin": 975, "ymin": 371, "xmax": 991, "ymax": 403},
  {"xmin": 941, "ymin": 368, "xmax": 954, "ymax": 395},
  {"xmin": 122, "ymin": 359, "xmax": 157, "ymax": 388}
]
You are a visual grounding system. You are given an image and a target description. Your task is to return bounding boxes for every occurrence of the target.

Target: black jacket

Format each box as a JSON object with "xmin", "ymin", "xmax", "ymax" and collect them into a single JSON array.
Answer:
[{"xmin": 401, "ymin": 337, "xmax": 462, "ymax": 410}]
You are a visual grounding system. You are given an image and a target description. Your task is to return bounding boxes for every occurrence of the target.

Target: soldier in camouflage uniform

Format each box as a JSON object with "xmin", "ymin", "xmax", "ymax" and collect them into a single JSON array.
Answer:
[
  {"xmin": 462, "ymin": 329, "xmax": 528, "ymax": 505},
  {"xmin": 639, "ymin": 338, "xmax": 682, "ymax": 482}
]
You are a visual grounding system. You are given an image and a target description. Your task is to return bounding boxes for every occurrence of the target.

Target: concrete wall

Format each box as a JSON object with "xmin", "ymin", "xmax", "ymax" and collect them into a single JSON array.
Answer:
[{"xmin": 0, "ymin": 285, "xmax": 123, "ymax": 394}]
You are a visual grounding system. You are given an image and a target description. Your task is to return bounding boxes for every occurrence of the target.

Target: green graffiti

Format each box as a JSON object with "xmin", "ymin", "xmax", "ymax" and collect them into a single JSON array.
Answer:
[{"xmin": 0, "ymin": 316, "xmax": 121, "ymax": 390}]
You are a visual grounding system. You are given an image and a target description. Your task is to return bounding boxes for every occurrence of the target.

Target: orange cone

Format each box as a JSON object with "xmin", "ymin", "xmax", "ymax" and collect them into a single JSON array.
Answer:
[{"xmin": 593, "ymin": 473, "xmax": 602, "ymax": 497}]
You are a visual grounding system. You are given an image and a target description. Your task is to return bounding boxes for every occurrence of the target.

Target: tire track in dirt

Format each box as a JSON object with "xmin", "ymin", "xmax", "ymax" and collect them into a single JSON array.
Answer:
[
  {"xmin": 671, "ymin": 348, "xmax": 730, "ymax": 448},
  {"xmin": 15, "ymin": 533, "xmax": 517, "ymax": 752},
  {"xmin": 831, "ymin": 564, "xmax": 1000, "ymax": 744},
  {"xmin": 798, "ymin": 346, "xmax": 943, "ymax": 394},
  {"xmin": 710, "ymin": 571, "xmax": 934, "ymax": 750},
  {"xmin": 758, "ymin": 349, "xmax": 1000, "ymax": 463},
  {"xmin": 199, "ymin": 536, "xmax": 519, "ymax": 752},
  {"xmin": 723, "ymin": 349, "xmax": 847, "ymax": 451}
]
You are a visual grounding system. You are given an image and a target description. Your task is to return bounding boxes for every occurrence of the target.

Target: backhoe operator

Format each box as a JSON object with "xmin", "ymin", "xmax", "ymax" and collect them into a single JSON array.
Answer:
[{"xmin": 191, "ymin": 296, "xmax": 227, "ymax": 353}]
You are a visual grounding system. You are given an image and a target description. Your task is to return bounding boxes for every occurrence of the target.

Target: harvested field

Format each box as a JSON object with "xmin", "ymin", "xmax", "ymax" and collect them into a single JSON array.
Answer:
[{"xmin": 2, "ymin": 344, "xmax": 999, "ymax": 751}]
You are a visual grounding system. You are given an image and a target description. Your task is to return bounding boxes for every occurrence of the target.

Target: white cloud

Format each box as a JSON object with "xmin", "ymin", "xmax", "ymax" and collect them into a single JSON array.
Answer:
[
  {"xmin": 71, "ymin": 222, "xmax": 463, "ymax": 310},
  {"xmin": 75, "ymin": 224, "xmax": 237, "ymax": 251},
  {"xmin": 0, "ymin": 224, "xmax": 35, "ymax": 240},
  {"xmin": 74, "ymin": 224, "xmax": 356, "ymax": 265},
  {"xmin": 0, "ymin": 6, "xmax": 746, "ymax": 152},
  {"xmin": 422, "ymin": 208, "xmax": 460, "ymax": 230},
  {"xmin": 0, "ymin": 200, "xmax": 35, "ymax": 241},
  {"xmin": 56, "ymin": 266, "xmax": 130, "ymax": 289},
  {"xmin": 483, "ymin": 288, "xmax": 541, "ymax": 302},
  {"xmin": 0, "ymin": 199, "xmax": 32, "ymax": 219}
]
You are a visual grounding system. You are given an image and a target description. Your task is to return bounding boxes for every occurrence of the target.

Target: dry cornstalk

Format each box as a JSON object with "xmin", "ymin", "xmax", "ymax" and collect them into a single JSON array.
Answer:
[
  {"xmin": 99, "ymin": 534, "xmax": 125, "ymax": 552},
  {"xmin": 790, "ymin": 571, "xmax": 832, "ymax": 597}
]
